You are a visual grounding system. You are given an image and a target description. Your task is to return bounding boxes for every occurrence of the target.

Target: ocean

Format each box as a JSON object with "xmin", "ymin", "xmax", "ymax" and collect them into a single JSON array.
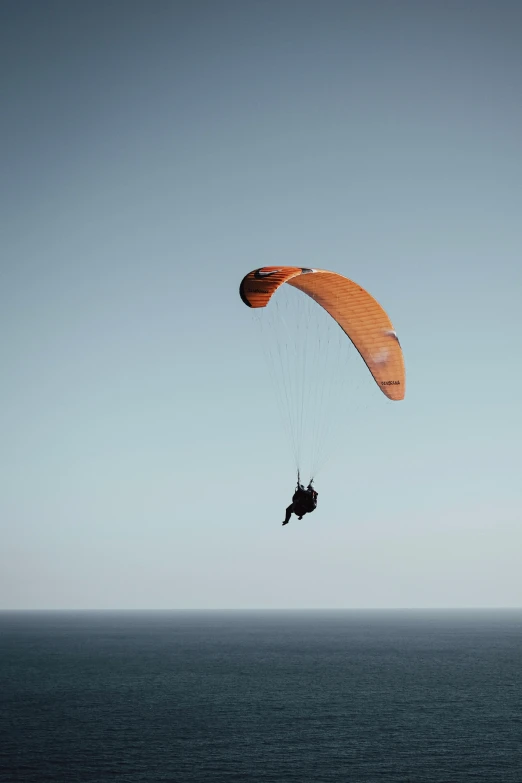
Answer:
[{"xmin": 1, "ymin": 610, "xmax": 521, "ymax": 782}]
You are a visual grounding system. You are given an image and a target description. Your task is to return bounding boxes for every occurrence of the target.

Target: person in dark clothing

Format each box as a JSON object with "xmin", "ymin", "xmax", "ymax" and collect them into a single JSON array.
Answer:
[{"xmin": 282, "ymin": 482, "xmax": 318, "ymax": 526}]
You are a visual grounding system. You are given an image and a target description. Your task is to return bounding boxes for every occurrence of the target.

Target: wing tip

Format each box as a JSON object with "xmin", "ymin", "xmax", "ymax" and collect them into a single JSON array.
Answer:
[{"xmin": 239, "ymin": 278, "xmax": 253, "ymax": 307}]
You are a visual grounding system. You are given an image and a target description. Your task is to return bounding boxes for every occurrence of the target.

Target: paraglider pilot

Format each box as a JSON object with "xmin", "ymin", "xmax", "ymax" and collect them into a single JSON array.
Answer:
[{"xmin": 282, "ymin": 481, "xmax": 318, "ymax": 526}]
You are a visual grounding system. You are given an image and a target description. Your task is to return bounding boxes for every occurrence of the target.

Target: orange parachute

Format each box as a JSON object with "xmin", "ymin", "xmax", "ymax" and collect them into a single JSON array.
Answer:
[{"xmin": 240, "ymin": 266, "xmax": 405, "ymax": 401}]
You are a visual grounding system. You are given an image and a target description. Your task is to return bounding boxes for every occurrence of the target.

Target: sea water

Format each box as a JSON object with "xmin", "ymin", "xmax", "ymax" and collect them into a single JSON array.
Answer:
[{"xmin": 1, "ymin": 610, "xmax": 521, "ymax": 782}]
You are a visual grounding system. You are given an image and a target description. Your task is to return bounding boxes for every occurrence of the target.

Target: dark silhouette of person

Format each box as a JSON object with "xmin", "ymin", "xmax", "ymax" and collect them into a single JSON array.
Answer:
[{"xmin": 282, "ymin": 482, "xmax": 318, "ymax": 526}]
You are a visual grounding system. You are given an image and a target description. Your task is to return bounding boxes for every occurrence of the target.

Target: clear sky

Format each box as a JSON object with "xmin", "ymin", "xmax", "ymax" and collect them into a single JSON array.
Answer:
[{"xmin": 2, "ymin": 0, "xmax": 521, "ymax": 610}]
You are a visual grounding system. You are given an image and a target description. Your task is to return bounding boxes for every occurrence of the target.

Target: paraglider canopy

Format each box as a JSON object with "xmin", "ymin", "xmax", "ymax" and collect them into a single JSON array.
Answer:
[{"xmin": 240, "ymin": 266, "xmax": 405, "ymax": 401}]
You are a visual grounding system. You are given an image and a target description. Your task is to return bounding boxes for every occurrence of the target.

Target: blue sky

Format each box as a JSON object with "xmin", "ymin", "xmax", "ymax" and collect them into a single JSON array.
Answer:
[{"xmin": 1, "ymin": 0, "xmax": 521, "ymax": 609}]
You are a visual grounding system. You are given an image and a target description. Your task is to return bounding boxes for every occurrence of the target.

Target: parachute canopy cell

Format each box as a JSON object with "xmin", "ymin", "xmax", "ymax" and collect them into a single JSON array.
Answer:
[{"xmin": 239, "ymin": 266, "xmax": 405, "ymax": 400}]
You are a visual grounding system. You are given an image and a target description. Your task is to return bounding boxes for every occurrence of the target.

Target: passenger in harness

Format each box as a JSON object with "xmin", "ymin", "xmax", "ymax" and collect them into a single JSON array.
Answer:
[{"xmin": 282, "ymin": 481, "xmax": 318, "ymax": 526}]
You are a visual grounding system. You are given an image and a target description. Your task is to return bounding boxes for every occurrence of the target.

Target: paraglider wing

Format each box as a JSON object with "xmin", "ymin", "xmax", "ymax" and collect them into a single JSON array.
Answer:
[
  {"xmin": 239, "ymin": 266, "xmax": 405, "ymax": 400},
  {"xmin": 239, "ymin": 266, "xmax": 305, "ymax": 309}
]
